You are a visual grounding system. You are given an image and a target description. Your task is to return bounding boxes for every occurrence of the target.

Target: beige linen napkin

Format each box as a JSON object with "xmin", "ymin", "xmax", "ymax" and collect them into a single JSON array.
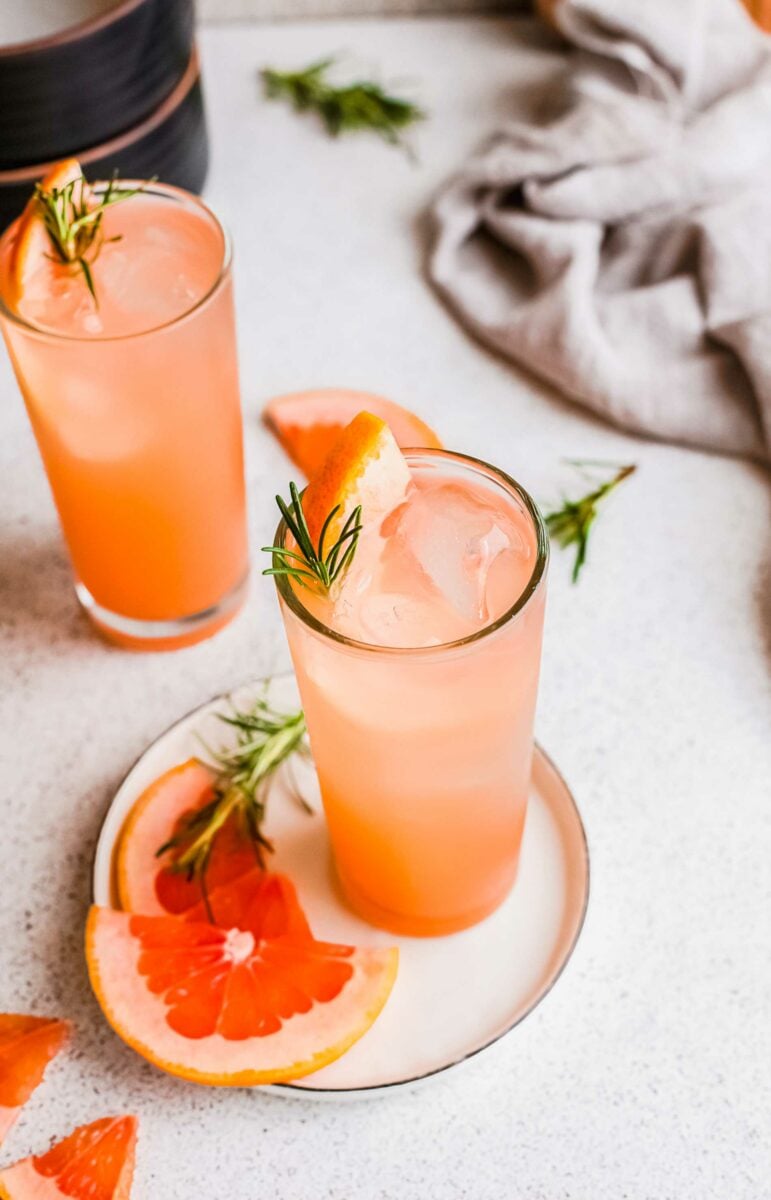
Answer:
[{"xmin": 428, "ymin": 0, "xmax": 771, "ymax": 461}]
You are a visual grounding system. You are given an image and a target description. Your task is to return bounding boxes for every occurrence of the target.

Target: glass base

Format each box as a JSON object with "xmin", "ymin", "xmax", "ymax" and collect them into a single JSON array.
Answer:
[
  {"xmin": 75, "ymin": 572, "xmax": 249, "ymax": 651},
  {"xmin": 336, "ymin": 858, "xmax": 521, "ymax": 938}
]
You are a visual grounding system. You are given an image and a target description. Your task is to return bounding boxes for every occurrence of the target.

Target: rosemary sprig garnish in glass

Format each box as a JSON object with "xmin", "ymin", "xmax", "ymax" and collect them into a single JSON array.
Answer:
[
  {"xmin": 34, "ymin": 172, "xmax": 149, "ymax": 304},
  {"xmin": 157, "ymin": 697, "xmax": 309, "ymax": 916},
  {"xmin": 262, "ymin": 482, "xmax": 363, "ymax": 592},
  {"xmin": 262, "ymin": 57, "xmax": 425, "ymax": 147},
  {"xmin": 544, "ymin": 460, "xmax": 636, "ymax": 583}
]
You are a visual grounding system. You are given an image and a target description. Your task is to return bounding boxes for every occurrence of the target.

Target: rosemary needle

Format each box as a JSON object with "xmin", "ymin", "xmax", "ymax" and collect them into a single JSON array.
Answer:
[{"xmin": 262, "ymin": 482, "xmax": 362, "ymax": 592}]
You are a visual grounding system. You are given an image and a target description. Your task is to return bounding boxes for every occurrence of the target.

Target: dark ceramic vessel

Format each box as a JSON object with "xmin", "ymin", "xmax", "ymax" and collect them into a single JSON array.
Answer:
[
  {"xmin": 0, "ymin": 0, "xmax": 194, "ymax": 169},
  {"xmin": 0, "ymin": 49, "xmax": 208, "ymax": 231}
]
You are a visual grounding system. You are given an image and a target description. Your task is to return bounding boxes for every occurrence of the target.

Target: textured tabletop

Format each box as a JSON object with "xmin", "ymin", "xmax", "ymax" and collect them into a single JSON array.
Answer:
[{"xmin": 1, "ymin": 16, "xmax": 769, "ymax": 1200}]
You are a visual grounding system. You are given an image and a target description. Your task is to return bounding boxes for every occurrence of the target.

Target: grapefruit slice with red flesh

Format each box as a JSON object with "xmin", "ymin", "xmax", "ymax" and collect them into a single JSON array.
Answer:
[
  {"xmin": 4, "ymin": 158, "xmax": 91, "ymax": 311},
  {"xmin": 114, "ymin": 759, "xmax": 312, "ymax": 939},
  {"xmin": 264, "ymin": 388, "xmax": 442, "ymax": 479},
  {"xmin": 115, "ymin": 759, "xmax": 257, "ymax": 917},
  {"xmin": 0, "ymin": 1115, "xmax": 137, "ymax": 1200},
  {"xmin": 0, "ymin": 1016, "xmax": 70, "ymax": 1146},
  {"xmin": 86, "ymin": 907, "xmax": 398, "ymax": 1085}
]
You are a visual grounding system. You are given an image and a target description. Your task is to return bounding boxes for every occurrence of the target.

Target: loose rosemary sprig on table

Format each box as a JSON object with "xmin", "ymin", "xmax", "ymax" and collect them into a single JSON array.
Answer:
[
  {"xmin": 157, "ymin": 698, "xmax": 308, "ymax": 913},
  {"xmin": 544, "ymin": 461, "xmax": 636, "ymax": 583},
  {"xmin": 262, "ymin": 57, "xmax": 425, "ymax": 147},
  {"xmin": 262, "ymin": 482, "xmax": 363, "ymax": 592},
  {"xmin": 34, "ymin": 172, "xmax": 149, "ymax": 303}
]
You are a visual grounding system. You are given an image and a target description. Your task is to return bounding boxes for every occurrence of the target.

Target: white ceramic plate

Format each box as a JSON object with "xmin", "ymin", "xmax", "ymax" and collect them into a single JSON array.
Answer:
[{"xmin": 93, "ymin": 675, "xmax": 590, "ymax": 1099}]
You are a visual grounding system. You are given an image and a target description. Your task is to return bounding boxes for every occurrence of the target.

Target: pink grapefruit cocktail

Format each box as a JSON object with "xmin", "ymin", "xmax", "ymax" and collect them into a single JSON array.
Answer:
[
  {"xmin": 0, "ymin": 178, "xmax": 248, "ymax": 649},
  {"xmin": 273, "ymin": 445, "xmax": 548, "ymax": 937}
]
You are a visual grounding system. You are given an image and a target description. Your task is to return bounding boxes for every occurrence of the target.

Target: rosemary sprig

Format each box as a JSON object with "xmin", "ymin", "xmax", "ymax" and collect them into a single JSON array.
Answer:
[
  {"xmin": 34, "ymin": 172, "xmax": 149, "ymax": 304},
  {"xmin": 544, "ymin": 461, "xmax": 636, "ymax": 583},
  {"xmin": 262, "ymin": 57, "xmax": 425, "ymax": 147},
  {"xmin": 262, "ymin": 482, "xmax": 362, "ymax": 592},
  {"xmin": 156, "ymin": 697, "xmax": 308, "ymax": 913}
]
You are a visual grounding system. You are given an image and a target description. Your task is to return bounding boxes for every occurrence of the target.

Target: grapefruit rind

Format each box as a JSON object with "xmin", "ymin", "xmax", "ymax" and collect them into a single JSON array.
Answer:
[
  {"xmin": 0, "ymin": 1158, "xmax": 70, "ymax": 1200},
  {"xmin": 86, "ymin": 907, "xmax": 398, "ymax": 1086},
  {"xmin": 302, "ymin": 412, "xmax": 412, "ymax": 547},
  {"xmin": 264, "ymin": 387, "xmax": 442, "ymax": 478},
  {"xmin": 0, "ymin": 1111, "xmax": 15, "ymax": 1150},
  {"xmin": 5, "ymin": 159, "xmax": 88, "ymax": 310},
  {"xmin": 115, "ymin": 758, "xmax": 218, "ymax": 914}
]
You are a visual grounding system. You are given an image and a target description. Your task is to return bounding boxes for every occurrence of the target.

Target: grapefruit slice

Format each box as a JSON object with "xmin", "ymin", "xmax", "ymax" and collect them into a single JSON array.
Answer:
[
  {"xmin": 0, "ymin": 1015, "xmax": 70, "ymax": 1146},
  {"xmin": 115, "ymin": 759, "xmax": 256, "ymax": 917},
  {"xmin": 301, "ymin": 411, "xmax": 412, "ymax": 545},
  {"xmin": 264, "ymin": 388, "xmax": 442, "ymax": 479},
  {"xmin": 86, "ymin": 906, "xmax": 398, "ymax": 1085},
  {"xmin": 115, "ymin": 759, "xmax": 312, "ymax": 940},
  {"xmin": 5, "ymin": 158, "xmax": 91, "ymax": 310},
  {"xmin": 0, "ymin": 1115, "xmax": 137, "ymax": 1200}
]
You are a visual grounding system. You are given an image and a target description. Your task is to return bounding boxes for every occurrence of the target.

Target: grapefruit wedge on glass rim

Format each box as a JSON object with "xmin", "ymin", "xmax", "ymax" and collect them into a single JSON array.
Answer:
[
  {"xmin": 264, "ymin": 387, "xmax": 442, "ymax": 479},
  {"xmin": 0, "ymin": 1015, "xmax": 70, "ymax": 1147},
  {"xmin": 0, "ymin": 1115, "xmax": 137, "ymax": 1200},
  {"xmin": 3, "ymin": 158, "xmax": 92, "ymax": 311},
  {"xmin": 300, "ymin": 410, "xmax": 412, "ymax": 546},
  {"xmin": 86, "ymin": 906, "xmax": 398, "ymax": 1085}
]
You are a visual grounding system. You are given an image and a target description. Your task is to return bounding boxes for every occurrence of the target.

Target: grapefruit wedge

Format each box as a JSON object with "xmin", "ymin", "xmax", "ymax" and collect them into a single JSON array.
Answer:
[
  {"xmin": 115, "ymin": 759, "xmax": 312, "ymax": 940},
  {"xmin": 0, "ymin": 1115, "xmax": 137, "ymax": 1200},
  {"xmin": 264, "ymin": 388, "xmax": 442, "ymax": 478},
  {"xmin": 115, "ymin": 759, "xmax": 256, "ymax": 917},
  {"xmin": 301, "ymin": 411, "xmax": 412, "ymax": 545},
  {"xmin": 4, "ymin": 158, "xmax": 90, "ymax": 310},
  {"xmin": 86, "ymin": 906, "xmax": 398, "ymax": 1085},
  {"xmin": 0, "ymin": 1015, "xmax": 70, "ymax": 1146}
]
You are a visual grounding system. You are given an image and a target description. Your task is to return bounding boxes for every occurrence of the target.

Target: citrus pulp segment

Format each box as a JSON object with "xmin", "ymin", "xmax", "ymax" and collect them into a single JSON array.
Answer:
[{"xmin": 182, "ymin": 868, "xmax": 313, "ymax": 941}]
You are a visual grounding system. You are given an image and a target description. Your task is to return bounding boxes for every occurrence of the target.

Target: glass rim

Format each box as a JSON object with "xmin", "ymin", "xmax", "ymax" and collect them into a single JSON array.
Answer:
[
  {"xmin": 272, "ymin": 447, "xmax": 549, "ymax": 657},
  {"xmin": 0, "ymin": 180, "xmax": 232, "ymax": 343}
]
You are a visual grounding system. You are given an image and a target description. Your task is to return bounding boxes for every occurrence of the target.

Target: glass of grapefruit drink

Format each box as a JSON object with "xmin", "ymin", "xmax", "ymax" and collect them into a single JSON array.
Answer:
[
  {"xmin": 0, "ymin": 160, "xmax": 248, "ymax": 649},
  {"xmin": 267, "ymin": 413, "xmax": 548, "ymax": 937}
]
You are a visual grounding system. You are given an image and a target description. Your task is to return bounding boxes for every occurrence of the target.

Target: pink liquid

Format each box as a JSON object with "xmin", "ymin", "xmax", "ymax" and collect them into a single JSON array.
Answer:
[
  {"xmin": 278, "ymin": 453, "xmax": 547, "ymax": 936},
  {"xmin": 11, "ymin": 192, "xmax": 224, "ymax": 338},
  {"xmin": 300, "ymin": 474, "xmax": 537, "ymax": 647},
  {"xmin": 0, "ymin": 187, "xmax": 248, "ymax": 644}
]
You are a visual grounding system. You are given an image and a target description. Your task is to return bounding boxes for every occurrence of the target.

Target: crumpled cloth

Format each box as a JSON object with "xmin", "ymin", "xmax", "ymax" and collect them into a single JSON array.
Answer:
[{"xmin": 428, "ymin": 0, "xmax": 771, "ymax": 462}]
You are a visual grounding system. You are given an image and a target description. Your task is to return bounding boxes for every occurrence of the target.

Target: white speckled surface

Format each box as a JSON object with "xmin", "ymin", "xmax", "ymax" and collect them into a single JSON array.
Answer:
[
  {"xmin": 198, "ymin": 1, "xmax": 516, "ymax": 18},
  {"xmin": 0, "ymin": 16, "xmax": 769, "ymax": 1199}
]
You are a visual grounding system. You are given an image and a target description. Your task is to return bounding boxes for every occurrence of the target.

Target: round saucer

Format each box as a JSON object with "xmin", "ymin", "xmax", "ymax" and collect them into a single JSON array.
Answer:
[{"xmin": 92, "ymin": 674, "xmax": 590, "ymax": 1099}]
